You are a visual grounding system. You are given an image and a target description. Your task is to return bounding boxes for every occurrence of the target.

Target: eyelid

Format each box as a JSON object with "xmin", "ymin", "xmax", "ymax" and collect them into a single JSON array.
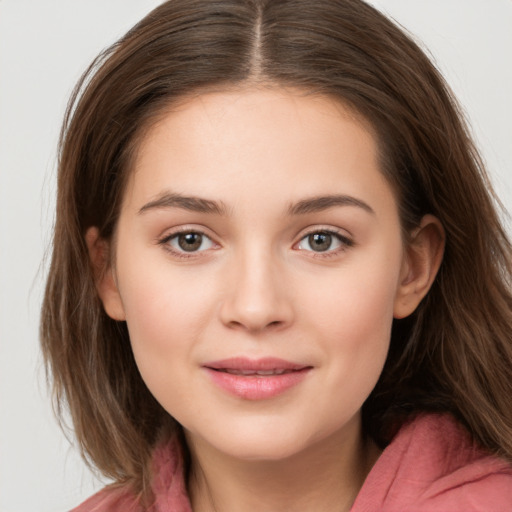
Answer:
[
  {"xmin": 158, "ymin": 225, "xmax": 220, "ymax": 258},
  {"xmin": 293, "ymin": 226, "xmax": 354, "ymax": 254},
  {"xmin": 156, "ymin": 224, "xmax": 353, "ymax": 259}
]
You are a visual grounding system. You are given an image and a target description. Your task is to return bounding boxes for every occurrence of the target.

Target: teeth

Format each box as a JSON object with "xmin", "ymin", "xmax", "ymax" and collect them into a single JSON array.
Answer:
[
  {"xmin": 222, "ymin": 369, "xmax": 291, "ymax": 376},
  {"xmin": 224, "ymin": 369, "xmax": 255, "ymax": 375}
]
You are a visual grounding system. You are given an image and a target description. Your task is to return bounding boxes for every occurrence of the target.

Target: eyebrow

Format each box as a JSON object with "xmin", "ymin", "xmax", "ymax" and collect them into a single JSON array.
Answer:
[
  {"xmin": 288, "ymin": 195, "xmax": 375, "ymax": 216},
  {"xmin": 138, "ymin": 191, "xmax": 374, "ymax": 217},
  {"xmin": 138, "ymin": 192, "xmax": 227, "ymax": 215}
]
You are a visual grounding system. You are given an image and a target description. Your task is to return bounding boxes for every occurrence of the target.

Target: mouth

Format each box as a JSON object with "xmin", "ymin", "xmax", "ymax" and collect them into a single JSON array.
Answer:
[
  {"xmin": 204, "ymin": 356, "xmax": 310, "ymax": 375},
  {"xmin": 215, "ymin": 368, "xmax": 297, "ymax": 376},
  {"xmin": 203, "ymin": 357, "xmax": 312, "ymax": 400}
]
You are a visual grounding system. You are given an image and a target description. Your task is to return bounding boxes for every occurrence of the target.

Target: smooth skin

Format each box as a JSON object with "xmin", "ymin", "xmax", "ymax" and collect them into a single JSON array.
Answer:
[{"xmin": 87, "ymin": 87, "xmax": 444, "ymax": 512}]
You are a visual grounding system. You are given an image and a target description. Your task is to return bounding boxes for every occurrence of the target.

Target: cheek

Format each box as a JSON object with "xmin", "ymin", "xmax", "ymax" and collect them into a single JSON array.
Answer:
[
  {"xmin": 115, "ymin": 253, "xmax": 214, "ymax": 381},
  {"xmin": 305, "ymin": 244, "xmax": 400, "ymax": 335},
  {"xmin": 119, "ymin": 273, "xmax": 211, "ymax": 417},
  {"xmin": 304, "ymin": 247, "xmax": 402, "ymax": 386},
  {"xmin": 324, "ymin": 278, "xmax": 395, "ymax": 374}
]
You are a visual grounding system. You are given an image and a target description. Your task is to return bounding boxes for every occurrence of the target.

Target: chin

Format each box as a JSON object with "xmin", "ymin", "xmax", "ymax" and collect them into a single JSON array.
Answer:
[
  {"xmin": 215, "ymin": 435, "xmax": 308, "ymax": 462},
  {"xmin": 187, "ymin": 415, "xmax": 348, "ymax": 463}
]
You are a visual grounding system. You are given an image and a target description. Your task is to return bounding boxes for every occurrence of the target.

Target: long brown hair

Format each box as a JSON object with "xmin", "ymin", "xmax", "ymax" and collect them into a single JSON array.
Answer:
[{"xmin": 41, "ymin": 0, "xmax": 512, "ymax": 499}]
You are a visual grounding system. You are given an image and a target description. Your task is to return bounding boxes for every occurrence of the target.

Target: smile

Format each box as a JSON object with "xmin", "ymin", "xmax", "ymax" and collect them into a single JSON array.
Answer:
[{"xmin": 203, "ymin": 357, "xmax": 312, "ymax": 400}]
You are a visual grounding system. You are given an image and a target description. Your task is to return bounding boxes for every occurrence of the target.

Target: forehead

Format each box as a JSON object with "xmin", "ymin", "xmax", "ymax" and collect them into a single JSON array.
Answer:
[{"xmin": 123, "ymin": 87, "xmax": 395, "ymax": 215}]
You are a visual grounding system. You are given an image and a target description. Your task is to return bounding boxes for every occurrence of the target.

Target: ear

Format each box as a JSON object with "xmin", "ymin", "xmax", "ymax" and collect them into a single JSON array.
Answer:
[
  {"xmin": 85, "ymin": 227, "xmax": 126, "ymax": 321},
  {"xmin": 394, "ymin": 215, "xmax": 445, "ymax": 319}
]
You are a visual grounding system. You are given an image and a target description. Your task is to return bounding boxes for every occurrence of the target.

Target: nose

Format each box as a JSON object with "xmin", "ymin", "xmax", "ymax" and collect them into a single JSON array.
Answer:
[{"xmin": 218, "ymin": 246, "xmax": 294, "ymax": 333}]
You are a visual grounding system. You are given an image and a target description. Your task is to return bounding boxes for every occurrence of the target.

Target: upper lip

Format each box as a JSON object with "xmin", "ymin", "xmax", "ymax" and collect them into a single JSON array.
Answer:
[{"xmin": 204, "ymin": 357, "xmax": 310, "ymax": 372}]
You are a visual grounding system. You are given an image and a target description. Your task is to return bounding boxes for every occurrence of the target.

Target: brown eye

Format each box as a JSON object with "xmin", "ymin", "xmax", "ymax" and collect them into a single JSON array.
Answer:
[
  {"xmin": 296, "ymin": 230, "xmax": 352, "ymax": 254},
  {"xmin": 178, "ymin": 232, "xmax": 203, "ymax": 252},
  {"xmin": 163, "ymin": 231, "xmax": 215, "ymax": 254},
  {"xmin": 308, "ymin": 233, "xmax": 332, "ymax": 252}
]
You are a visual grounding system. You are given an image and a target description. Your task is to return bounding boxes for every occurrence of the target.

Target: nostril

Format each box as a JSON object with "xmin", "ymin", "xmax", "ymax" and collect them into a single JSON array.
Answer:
[
  {"xmin": 225, "ymin": 319, "xmax": 283, "ymax": 332},
  {"xmin": 227, "ymin": 320, "xmax": 244, "ymax": 329}
]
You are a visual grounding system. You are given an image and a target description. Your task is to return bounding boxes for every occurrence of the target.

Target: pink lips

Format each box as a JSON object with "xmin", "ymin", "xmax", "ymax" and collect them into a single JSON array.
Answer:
[{"xmin": 203, "ymin": 357, "xmax": 312, "ymax": 400}]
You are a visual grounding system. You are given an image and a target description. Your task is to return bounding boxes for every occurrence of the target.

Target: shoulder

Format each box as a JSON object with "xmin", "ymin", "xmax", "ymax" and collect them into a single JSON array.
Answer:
[
  {"xmin": 70, "ymin": 485, "xmax": 142, "ymax": 512},
  {"xmin": 70, "ymin": 434, "xmax": 191, "ymax": 512},
  {"xmin": 352, "ymin": 414, "xmax": 512, "ymax": 512}
]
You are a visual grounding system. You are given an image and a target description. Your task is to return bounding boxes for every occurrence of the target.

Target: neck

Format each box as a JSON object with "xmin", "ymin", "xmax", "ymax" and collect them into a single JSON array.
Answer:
[{"xmin": 186, "ymin": 418, "xmax": 380, "ymax": 512}]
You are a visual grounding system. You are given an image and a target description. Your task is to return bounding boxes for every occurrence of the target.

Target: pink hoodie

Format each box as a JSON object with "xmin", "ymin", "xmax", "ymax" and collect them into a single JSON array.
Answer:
[{"xmin": 72, "ymin": 414, "xmax": 512, "ymax": 511}]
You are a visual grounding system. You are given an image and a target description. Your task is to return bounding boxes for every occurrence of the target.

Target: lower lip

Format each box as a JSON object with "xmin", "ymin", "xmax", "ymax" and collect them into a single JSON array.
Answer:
[{"xmin": 204, "ymin": 368, "xmax": 311, "ymax": 400}]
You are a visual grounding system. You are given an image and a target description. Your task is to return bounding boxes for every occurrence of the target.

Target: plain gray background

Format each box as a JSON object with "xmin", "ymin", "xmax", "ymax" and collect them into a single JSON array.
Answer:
[{"xmin": 1, "ymin": 1, "xmax": 511, "ymax": 511}]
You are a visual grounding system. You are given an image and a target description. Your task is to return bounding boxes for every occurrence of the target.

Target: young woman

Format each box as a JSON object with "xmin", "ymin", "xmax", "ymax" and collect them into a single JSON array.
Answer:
[{"xmin": 41, "ymin": 0, "xmax": 512, "ymax": 510}]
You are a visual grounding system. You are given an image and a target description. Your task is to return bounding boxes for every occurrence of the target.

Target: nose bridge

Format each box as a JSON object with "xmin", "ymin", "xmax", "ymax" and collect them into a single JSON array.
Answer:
[{"xmin": 219, "ymin": 238, "xmax": 292, "ymax": 332}]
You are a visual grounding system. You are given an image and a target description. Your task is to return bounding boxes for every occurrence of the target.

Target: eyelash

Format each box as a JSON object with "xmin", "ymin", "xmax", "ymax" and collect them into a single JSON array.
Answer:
[
  {"xmin": 158, "ymin": 227, "xmax": 354, "ymax": 260},
  {"xmin": 295, "ymin": 228, "xmax": 354, "ymax": 257},
  {"xmin": 158, "ymin": 228, "xmax": 218, "ymax": 260}
]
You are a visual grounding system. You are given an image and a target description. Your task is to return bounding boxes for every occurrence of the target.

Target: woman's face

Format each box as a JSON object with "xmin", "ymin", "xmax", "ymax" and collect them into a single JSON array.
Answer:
[{"xmin": 104, "ymin": 88, "xmax": 409, "ymax": 461}]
